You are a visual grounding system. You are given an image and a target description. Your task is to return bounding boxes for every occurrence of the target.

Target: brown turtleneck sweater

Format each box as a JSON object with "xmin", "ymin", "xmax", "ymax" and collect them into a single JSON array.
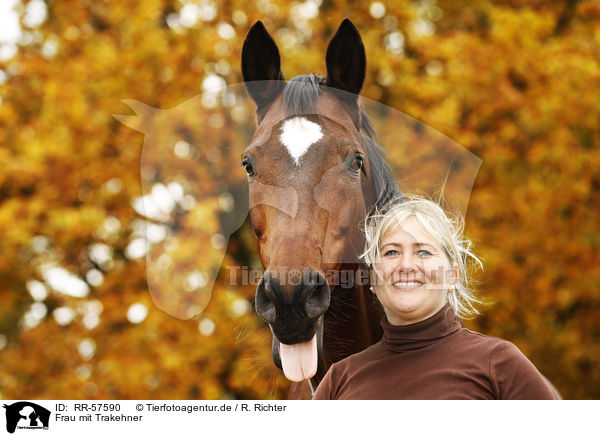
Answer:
[{"xmin": 313, "ymin": 304, "xmax": 558, "ymax": 400}]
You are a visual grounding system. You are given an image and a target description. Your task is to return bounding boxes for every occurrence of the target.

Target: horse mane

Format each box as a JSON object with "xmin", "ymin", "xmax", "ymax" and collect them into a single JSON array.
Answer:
[
  {"xmin": 362, "ymin": 121, "xmax": 400, "ymax": 210},
  {"xmin": 282, "ymin": 73, "xmax": 327, "ymax": 116},
  {"xmin": 282, "ymin": 74, "xmax": 400, "ymax": 210}
]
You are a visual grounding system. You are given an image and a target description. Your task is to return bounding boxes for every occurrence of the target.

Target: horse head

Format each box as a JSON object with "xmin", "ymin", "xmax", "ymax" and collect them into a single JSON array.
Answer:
[{"xmin": 241, "ymin": 19, "xmax": 389, "ymax": 382}]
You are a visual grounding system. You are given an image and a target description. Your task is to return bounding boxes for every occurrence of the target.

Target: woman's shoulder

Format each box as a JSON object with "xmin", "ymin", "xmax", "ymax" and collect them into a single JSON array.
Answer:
[
  {"xmin": 455, "ymin": 328, "xmax": 558, "ymax": 399},
  {"xmin": 321, "ymin": 340, "xmax": 391, "ymax": 388},
  {"xmin": 329, "ymin": 341, "xmax": 387, "ymax": 372},
  {"xmin": 450, "ymin": 327, "xmax": 535, "ymax": 370},
  {"xmin": 456, "ymin": 327, "xmax": 518, "ymax": 354},
  {"xmin": 312, "ymin": 342, "xmax": 386, "ymax": 400}
]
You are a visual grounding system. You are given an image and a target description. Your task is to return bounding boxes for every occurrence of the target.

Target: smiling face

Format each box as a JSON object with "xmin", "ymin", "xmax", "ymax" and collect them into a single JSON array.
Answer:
[{"xmin": 373, "ymin": 217, "xmax": 458, "ymax": 326}]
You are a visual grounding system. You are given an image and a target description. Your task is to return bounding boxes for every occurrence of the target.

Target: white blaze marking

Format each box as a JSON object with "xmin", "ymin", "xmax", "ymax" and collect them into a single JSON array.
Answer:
[{"xmin": 279, "ymin": 117, "xmax": 323, "ymax": 165}]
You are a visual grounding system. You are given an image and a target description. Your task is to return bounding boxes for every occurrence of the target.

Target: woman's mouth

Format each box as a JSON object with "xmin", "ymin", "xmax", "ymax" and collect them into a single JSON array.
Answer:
[{"xmin": 392, "ymin": 281, "xmax": 424, "ymax": 291}]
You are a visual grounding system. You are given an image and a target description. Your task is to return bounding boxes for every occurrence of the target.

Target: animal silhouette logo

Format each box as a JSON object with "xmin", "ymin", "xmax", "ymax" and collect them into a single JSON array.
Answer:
[
  {"xmin": 113, "ymin": 83, "xmax": 481, "ymax": 322},
  {"xmin": 2, "ymin": 402, "xmax": 50, "ymax": 433}
]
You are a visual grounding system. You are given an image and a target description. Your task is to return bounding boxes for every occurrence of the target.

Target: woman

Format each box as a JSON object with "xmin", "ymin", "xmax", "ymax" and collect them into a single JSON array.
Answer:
[{"xmin": 313, "ymin": 195, "xmax": 558, "ymax": 400}]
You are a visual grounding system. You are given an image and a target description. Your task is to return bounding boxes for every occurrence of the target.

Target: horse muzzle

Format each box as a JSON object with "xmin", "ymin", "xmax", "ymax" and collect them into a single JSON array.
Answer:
[
  {"xmin": 271, "ymin": 318, "xmax": 324, "ymax": 382},
  {"xmin": 255, "ymin": 268, "xmax": 330, "ymax": 381}
]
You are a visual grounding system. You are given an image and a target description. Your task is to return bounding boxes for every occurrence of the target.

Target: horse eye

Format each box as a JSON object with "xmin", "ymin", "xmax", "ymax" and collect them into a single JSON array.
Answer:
[
  {"xmin": 351, "ymin": 156, "xmax": 363, "ymax": 172},
  {"xmin": 242, "ymin": 160, "xmax": 255, "ymax": 176}
]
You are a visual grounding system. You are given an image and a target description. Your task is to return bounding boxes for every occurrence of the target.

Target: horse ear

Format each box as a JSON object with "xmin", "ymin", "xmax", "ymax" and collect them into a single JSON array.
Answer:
[
  {"xmin": 242, "ymin": 21, "xmax": 285, "ymax": 114},
  {"xmin": 325, "ymin": 19, "xmax": 366, "ymax": 98},
  {"xmin": 113, "ymin": 99, "xmax": 156, "ymax": 133}
]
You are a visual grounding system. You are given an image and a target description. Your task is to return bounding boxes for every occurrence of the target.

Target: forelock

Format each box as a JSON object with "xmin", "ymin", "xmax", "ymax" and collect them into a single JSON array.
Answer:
[{"xmin": 282, "ymin": 74, "xmax": 327, "ymax": 116}]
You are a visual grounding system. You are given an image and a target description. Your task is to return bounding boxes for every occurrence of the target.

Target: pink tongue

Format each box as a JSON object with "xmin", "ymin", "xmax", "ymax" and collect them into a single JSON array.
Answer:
[{"xmin": 279, "ymin": 335, "xmax": 318, "ymax": 382}]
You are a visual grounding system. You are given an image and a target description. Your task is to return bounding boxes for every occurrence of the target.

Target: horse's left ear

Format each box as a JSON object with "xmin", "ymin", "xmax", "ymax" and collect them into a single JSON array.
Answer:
[
  {"xmin": 326, "ymin": 19, "xmax": 366, "ymax": 98},
  {"xmin": 242, "ymin": 21, "xmax": 285, "ymax": 118}
]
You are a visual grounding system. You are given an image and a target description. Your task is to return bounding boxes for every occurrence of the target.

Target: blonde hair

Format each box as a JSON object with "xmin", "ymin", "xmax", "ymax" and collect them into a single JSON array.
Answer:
[{"xmin": 360, "ymin": 193, "xmax": 483, "ymax": 319}]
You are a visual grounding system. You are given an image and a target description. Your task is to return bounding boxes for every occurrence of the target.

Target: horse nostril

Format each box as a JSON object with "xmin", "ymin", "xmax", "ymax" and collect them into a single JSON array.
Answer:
[
  {"xmin": 255, "ymin": 276, "xmax": 277, "ymax": 324},
  {"xmin": 304, "ymin": 275, "xmax": 330, "ymax": 319}
]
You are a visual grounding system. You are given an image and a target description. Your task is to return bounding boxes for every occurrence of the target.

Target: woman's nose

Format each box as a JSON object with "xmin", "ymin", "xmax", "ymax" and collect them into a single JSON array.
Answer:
[{"xmin": 397, "ymin": 253, "xmax": 419, "ymax": 271}]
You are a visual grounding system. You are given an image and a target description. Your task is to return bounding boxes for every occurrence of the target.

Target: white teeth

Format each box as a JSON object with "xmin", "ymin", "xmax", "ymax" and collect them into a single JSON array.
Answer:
[{"xmin": 393, "ymin": 282, "xmax": 422, "ymax": 287}]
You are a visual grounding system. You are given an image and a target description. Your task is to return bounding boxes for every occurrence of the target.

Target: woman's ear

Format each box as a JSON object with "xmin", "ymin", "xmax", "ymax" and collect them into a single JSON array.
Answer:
[{"xmin": 451, "ymin": 263, "xmax": 459, "ymax": 287}]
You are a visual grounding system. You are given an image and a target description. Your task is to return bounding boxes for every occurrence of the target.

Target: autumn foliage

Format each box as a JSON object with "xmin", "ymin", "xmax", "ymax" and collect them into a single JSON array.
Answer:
[{"xmin": 0, "ymin": 0, "xmax": 599, "ymax": 399}]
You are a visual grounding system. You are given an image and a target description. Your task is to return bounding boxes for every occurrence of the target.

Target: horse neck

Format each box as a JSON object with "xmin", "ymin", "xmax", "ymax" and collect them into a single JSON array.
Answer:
[
  {"xmin": 319, "ymin": 270, "xmax": 383, "ymax": 377},
  {"xmin": 316, "ymin": 166, "xmax": 387, "ymax": 379}
]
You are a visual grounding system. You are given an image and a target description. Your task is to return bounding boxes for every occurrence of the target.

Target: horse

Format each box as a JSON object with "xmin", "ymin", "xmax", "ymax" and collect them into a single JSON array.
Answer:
[{"xmin": 241, "ymin": 19, "xmax": 400, "ymax": 398}]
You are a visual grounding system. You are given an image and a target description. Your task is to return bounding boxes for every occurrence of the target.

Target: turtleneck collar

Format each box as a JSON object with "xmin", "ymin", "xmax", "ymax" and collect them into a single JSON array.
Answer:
[{"xmin": 380, "ymin": 303, "xmax": 463, "ymax": 353}]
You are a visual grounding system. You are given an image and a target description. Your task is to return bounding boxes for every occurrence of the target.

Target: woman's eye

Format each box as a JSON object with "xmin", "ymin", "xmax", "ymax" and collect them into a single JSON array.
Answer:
[
  {"xmin": 384, "ymin": 249, "xmax": 399, "ymax": 256},
  {"xmin": 417, "ymin": 250, "xmax": 432, "ymax": 257}
]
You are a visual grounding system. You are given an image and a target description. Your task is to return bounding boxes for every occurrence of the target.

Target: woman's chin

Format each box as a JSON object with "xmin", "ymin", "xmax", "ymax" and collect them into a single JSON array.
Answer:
[{"xmin": 387, "ymin": 295, "xmax": 423, "ymax": 314}]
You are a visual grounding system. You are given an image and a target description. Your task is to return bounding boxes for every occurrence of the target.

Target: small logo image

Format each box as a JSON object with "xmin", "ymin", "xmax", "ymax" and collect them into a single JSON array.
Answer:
[{"xmin": 2, "ymin": 402, "xmax": 50, "ymax": 434}]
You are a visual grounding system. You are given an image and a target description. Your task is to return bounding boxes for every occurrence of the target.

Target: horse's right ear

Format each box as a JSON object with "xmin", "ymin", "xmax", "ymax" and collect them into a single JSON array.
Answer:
[
  {"xmin": 325, "ymin": 19, "xmax": 366, "ymax": 97},
  {"xmin": 242, "ymin": 21, "xmax": 285, "ymax": 116}
]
